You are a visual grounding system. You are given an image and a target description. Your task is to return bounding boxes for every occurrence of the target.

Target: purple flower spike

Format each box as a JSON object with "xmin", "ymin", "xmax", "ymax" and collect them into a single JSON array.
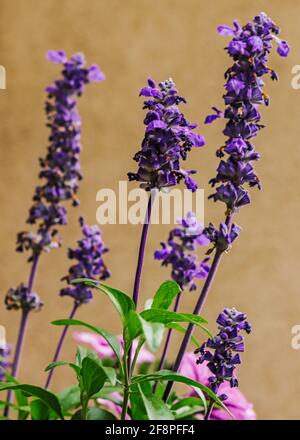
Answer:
[
  {"xmin": 155, "ymin": 212, "xmax": 210, "ymax": 291},
  {"xmin": 0, "ymin": 344, "xmax": 12, "ymax": 382},
  {"xmin": 195, "ymin": 308, "xmax": 251, "ymax": 398},
  {"xmin": 5, "ymin": 51, "xmax": 104, "ymax": 311},
  {"xmin": 18, "ymin": 51, "xmax": 105, "ymax": 261},
  {"xmin": 128, "ymin": 78, "xmax": 205, "ymax": 192},
  {"xmin": 208, "ymin": 13, "xmax": 289, "ymax": 214},
  {"xmin": 60, "ymin": 217, "xmax": 111, "ymax": 306}
]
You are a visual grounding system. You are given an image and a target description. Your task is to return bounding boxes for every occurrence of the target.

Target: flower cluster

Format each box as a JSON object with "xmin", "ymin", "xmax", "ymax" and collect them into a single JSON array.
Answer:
[
  {"xmin": 17, "ymin": 51, "xmax": 105, "ymax": 261},
  {"xmin": 203, "ymin": 221, "xmax": 241, "ymax": 253},
  {"xmin": 5, "ymin": 51, "xmax": 104, "ymax": 313},
  {"xmin": 180, "ymin": 353, "xmax": 256, "ymax": 420},
  {"xmin": 195, "ymin": 308, "xmax": 251, "ymax": 398},
  {"xmin": 128, "ymin": 78, "xmax": 205, "ymax": 192},
  {"xmin": 206, "ymin": 13, "xmax": 289, "ymax": 213},
  {"xmin": 5, "ymin": 284, "xmax": 43, "ymax": 312},
  {"xmin": 60, "ymin": 217, "xmax": 110, "ymax": 306},
  {"xmin": 155, "ymin": 212, "xmax": 210, "ymax": 290},
  {"xmin": 0, "ymin": 344, "xmax": 11, "ymax": 382}
]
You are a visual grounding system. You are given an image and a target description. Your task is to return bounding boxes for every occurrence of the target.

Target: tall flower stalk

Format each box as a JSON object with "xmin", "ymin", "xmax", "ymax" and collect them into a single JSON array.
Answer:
[
  {"xmin": 128, "ymin": 77, "xmax": 205, "ymax": 308},
  {"xmin": 195, "ymin": 308, "xmax": 251, "ymax": 420},
  {"xmin": 163, "ymin": 12, "xmax": 289, "ymax": 401},
  {"xmin": 4, "ymin": 51, "xmax": 104, "ymax": 415},
  {"xmin": 124, "ymin": 78, "xmax": 205, "ymax": 414},
  {"xmin": 45, "ymin": 217, "xmax": 110, "ymax": 389},
  {"xmin": 154, "ymin": 212, "xmax": 210, "ymax": 380}
]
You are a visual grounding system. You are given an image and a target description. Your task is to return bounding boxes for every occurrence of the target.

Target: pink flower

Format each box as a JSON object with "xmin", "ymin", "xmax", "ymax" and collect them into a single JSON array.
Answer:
[
  {"xmin": 73, "ymin": 331, "xmax": 155, "ymax": 364},
  {"xmin": 180, "ymin": 352, "xmax": 256, "ymax": 420}
]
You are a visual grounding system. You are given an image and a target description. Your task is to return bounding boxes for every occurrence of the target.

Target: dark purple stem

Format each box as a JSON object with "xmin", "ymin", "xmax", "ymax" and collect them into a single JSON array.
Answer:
[
  {"xmin": 4, "ymin": 253, "xmax": 40, "ymax": 417},
  {"xmin": 153, "ymin": 292, "xmax": 182, "ymax": 393},
  {"xmin": 45, "ymin": 303, "xmax": 78, "ymax": 389},
  {"xmin": 127, "ymin": 191, "xmax": 156, "ymax": 377},
  {"xmin": 132, "ymin": 192, "xmax": 156, "ymax": 307},
  {"xmin": 162, "ymin": 214, "xmax": 233, "ymax": 402}
]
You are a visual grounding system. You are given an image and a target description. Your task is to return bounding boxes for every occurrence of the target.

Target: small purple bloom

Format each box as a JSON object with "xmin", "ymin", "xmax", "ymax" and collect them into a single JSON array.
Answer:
[
  {"xmin": 60, "ymin": 217, "xmax": 110, "ymax": 306},
  {"xmin": 5, "ymin": 283, "xmax": 43, "ymax": 312},
  {"xmin": 0, "ymin": 344, "xmax": 12, "ymax": 382},
  {"xmin": 203, "ymin": 222, "xmax": 241, "ymax": 253},
  {"xmin": 277, "ymin": 40, "xmax": 290, "ymax": 57},
  {"xmin": 195, "ymin": 308, "xmax": 251, "ymax": 398},
  {"xmin": 128, "ymin": 78, "xmax": 205, "ymax": 192},
  {"xmin": 155, "ymin": 212, "xmax": 210, "ymax": 291}
]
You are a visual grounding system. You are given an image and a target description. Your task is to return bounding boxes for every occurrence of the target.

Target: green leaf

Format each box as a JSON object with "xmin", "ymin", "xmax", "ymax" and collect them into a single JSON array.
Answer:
[
  {"xmin": 87, "ymin": 407, "xmax": 118, "ymax": 420},
  {"xmin": 100, "ymin": 365, "xmax": 117, "ymax": 386},
  {"xmin": 171, "ymin": 396, "xmax": 205, "ymax": 410},
  {"xmin": 44, "ymin": 360, "xmax": 69, "ymax": 372},
  {"xmin": 131, "ymin": 370, "xmax": 232, "ymax": 418},
  {"xmin": 138, "ymin": 316, "xmax": 164, "ymax": 352},
  {"xmin": 71, "ymin": 407, "xmax": 117, "ymax": 420},
  {"xmin": 151, "ymin": 281, "xmax": 181, "ymax": 310},
  {"xmin": 76, "ymin": 346, "xmax": 91, "ymax": 367},
  {"xmin": 0, "ymin": 383, "xmax": 64, "ymax": 420},
  {"xmin": 124, "ymin": 310, "xmax": 142, "ymax": 345},
  {"xmin": 81, "ymin": 357, "xmax": 107, "ymax": 400},
  {"xmin": 72, "ymin": 279, "xmax": 135, "ymax": 321},
  {"xmin": 44, "ymin": 360, "xmax": 81, "ymax": 379},
  {"xmin": 138, "ymin": 384, "xmax": 174, "ymax": 420},
  {"xmin": 58, "ymin": 385, "xmax": 81, "ymax": 413},
  {"xmin": 0, "ymin": 370, "xmax": 29, "ymax": 420},
  {"xmin": 141, "ymin": 309, "xmax": 208, "ymax": 328},
  {"xmin": 52, "ymin": 319, "xmax": 123, "ymax": 371},
  {"xmin": 30, "ymin": 399, "xmax": 51, "ymax": 420},
  {"xmin": 129, "ymin": 383, "xmax": 148, "ymax": 420}
]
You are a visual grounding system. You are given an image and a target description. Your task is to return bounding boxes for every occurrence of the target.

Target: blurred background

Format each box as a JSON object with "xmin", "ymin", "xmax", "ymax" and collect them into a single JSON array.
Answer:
[{"xmin": 0, "ymin": 0, "xmax": 299, "ymax": 420}]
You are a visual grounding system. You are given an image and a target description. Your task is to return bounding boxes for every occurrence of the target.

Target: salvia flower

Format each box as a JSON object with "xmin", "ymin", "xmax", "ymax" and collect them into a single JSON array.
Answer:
[
  {"xmin": 155, "ymin": 212, "xmax": 210, "ymax": 290},
  {"xmin": 17, "ymin": 50, "xmax": 105, "ymax": 261},
  {"xmin": 60, "ymin": 217, "xmax": 110, "ymax": 306},
  {"xmin": 203, "ymin": 222, "xmax": 241, "ymax": 253},
  {"xmin": 0, "ymin": 343, "xmax": 11, "ymax": 382},
  {"xmin": 195, "ymin": 308, "xmax": 251, "ymax": 398},
  {"xmin": 5, "ymin": 51, "xmax": 104, "ymax": 312},
  {"xmin": 206, "ymin": 13, "xmax": 289, "ymax": 214},
  {"xmin": 5, "ymin": 284, "xmax": 43, "ymax": 312},
  {"xmin": 180, "ymin": 353, "xmax": 256, "ymax": 420},
  {"xmin": 128, "ymin": 78, "xmax": 205, "ymax": 192}
]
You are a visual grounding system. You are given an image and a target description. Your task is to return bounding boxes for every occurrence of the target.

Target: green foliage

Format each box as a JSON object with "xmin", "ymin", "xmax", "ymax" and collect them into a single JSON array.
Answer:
[
  {"xmin": 0, "ymin": 383, "xmax": 64, "ymax": 419},
  {"xmin": 2, "ymin": 281, "xmax": 224, "ymax": 421}
]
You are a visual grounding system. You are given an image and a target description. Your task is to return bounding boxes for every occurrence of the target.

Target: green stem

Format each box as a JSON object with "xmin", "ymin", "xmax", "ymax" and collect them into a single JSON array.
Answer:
[{"xmin": 121, "ymin": 352, "xmax": 130, "ymax": 420}]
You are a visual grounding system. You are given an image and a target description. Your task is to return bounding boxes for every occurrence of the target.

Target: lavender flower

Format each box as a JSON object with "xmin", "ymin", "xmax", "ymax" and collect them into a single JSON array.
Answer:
[
  {"xmin": 203, "ymin": 222, "xmax": 241, "ymax": 254},
  {"xmin": 155, "ymin": 212, "xmax": 210, "ymax": 290},
  {"xmin": 0, "ymin": 344, "xmax": 11, "ymax": 382},
  {"xmin": 5, "ymin": 51, "xmax": 105, "ymax": 311},
  {"xmin": 195, "ymin": 308, "xmax": 251, "ymax": 398},
  {"xmin": 128, "ymin": 78, "xmax": 205, "ymax": 192},
  {"xmin": 60, "ymin": 217, "xmax": 111, "ymax": 306},
  {"xmin": 206, "ymin": 13, "xmax": 289, "ymax": 215},
  {"xmin": 5, "ymin": 284, "xmax": 43, "ymax": 312}
]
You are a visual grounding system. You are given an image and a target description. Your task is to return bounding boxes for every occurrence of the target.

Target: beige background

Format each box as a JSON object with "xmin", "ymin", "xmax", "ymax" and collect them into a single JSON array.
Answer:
[{"xmin": 0, "ymin": 0, "xmax": 299, "ymax": 420}]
